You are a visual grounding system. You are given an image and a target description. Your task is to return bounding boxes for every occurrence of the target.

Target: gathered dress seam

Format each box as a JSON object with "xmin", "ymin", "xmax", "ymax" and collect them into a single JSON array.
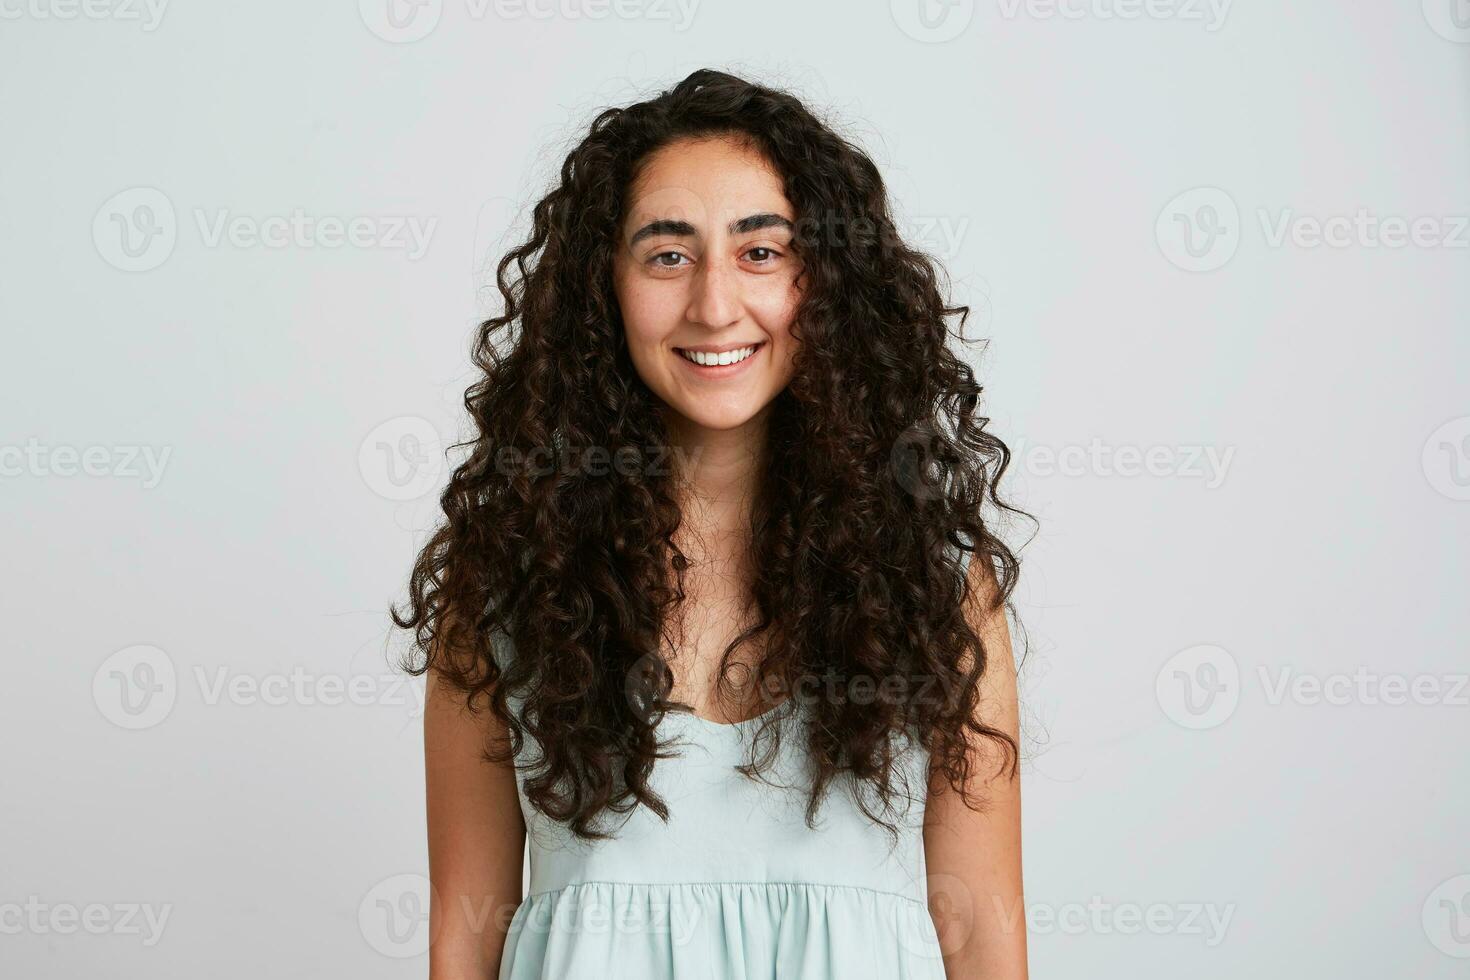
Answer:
[{"xmin": 521, "ymin": 878, "xmax": 929, "ymax": 909}]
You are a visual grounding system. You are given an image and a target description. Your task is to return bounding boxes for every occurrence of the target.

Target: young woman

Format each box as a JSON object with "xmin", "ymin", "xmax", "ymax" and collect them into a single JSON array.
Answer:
[{"xmin": 400, "ymin": 68, "xmax": 1029, "ymax": 979}]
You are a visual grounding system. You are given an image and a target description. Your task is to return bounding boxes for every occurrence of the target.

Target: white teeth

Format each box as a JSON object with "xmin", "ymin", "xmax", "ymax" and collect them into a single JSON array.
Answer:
[{"xmin": 679, "ymin": 344, "xmax": 758, "ymax": 367}]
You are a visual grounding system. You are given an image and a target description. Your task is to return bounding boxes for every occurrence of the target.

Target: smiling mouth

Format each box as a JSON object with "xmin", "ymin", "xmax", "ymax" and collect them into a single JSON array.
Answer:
[{"xmin": 674, "ymin": 342, "xmax": 765, "ymax": 367}]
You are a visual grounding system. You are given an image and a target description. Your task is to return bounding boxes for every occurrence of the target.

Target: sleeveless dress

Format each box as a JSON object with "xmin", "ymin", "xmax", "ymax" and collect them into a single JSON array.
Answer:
[{"xmin": 491, "ymin": 635, "xmax": 948, "ymax": 979}]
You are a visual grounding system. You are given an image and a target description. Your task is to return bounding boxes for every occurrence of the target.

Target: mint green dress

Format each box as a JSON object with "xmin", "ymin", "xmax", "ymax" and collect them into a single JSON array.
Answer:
[{"xmin": 492, "ymin": 637, "xmax": 948, "ymax": 979}]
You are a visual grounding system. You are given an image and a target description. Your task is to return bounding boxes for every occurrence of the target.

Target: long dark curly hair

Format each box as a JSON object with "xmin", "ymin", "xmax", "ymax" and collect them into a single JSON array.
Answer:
[{"xmin": 395, "ymin": 67, "xmax": 1030, "ymax": 842}]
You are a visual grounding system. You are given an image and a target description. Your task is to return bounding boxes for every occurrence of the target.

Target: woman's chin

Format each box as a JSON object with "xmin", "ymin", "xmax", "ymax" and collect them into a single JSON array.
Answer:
[{"xmin": 663, "ymin": 403, "xmax": 768, "ymax": 435}]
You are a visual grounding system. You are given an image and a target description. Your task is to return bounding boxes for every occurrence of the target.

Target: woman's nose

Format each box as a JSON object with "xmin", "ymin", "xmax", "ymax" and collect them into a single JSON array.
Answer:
[{"xmin": 685, "ymin": 255, "xmax": 742, "ymax": 329}]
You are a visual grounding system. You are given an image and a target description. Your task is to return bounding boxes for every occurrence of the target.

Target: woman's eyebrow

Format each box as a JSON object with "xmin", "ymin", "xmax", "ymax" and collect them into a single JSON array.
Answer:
[
  {"xmin": 627, "ymin": 212, "xmax": 794, "ymax": 247},
  {"xmin": 730, "ymin": 212, "xmax": 795, "ymax": 235}
]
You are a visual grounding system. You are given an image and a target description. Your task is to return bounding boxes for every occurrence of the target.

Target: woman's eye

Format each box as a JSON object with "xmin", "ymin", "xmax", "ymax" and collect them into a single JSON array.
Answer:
[{"xmin": 646, "ymin": 247, "xmax": 780, "ymax": 269}]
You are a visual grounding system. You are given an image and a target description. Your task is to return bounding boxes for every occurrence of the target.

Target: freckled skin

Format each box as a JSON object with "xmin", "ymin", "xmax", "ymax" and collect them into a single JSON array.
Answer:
[{"xmin": 612, "ymin": 136, "xmax": 805, "ymax": 435}]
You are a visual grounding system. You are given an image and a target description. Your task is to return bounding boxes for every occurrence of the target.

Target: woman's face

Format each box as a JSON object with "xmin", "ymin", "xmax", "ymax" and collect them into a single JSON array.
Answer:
[{"xmin": 612, "ymin": 135, "xmax": 804, "ymax": 434}]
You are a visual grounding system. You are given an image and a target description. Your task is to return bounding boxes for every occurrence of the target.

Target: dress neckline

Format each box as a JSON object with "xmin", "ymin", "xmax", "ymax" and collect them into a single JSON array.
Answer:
[{"xmin": 667, "ymin": 694, "xmax": 797, "ymax": 732}]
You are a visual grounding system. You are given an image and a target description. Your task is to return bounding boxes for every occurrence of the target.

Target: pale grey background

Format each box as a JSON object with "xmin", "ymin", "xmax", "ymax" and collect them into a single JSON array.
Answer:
[{"xmin": 2, "ymin": 2, "xmax": 1467, "ymax": 977}]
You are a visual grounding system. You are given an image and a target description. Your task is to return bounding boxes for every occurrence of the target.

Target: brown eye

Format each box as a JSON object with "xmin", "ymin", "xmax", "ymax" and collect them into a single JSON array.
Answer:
[
  {"xmin": 649, "ymin": 251, "xmax": 689, "ymax": 268},
  {"xmin": 746, "ymin": 246, "xmax": 778, "ymax": 263}
]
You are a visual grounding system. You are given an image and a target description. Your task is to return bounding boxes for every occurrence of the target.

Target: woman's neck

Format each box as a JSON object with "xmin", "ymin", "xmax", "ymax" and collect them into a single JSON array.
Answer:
[{"xmin": 664, "ymin": 406, "xmax": 769, "ymax": 559}]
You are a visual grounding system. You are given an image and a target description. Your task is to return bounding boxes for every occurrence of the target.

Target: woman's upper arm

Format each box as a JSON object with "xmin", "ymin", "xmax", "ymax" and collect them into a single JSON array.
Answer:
[
  {"xmin": 923, "ymin": 554, "xmax": 1028, "ymax": 979},
  {"xmin": 424, "ymin": 666, "xmax": 526, "ymax": 980}
]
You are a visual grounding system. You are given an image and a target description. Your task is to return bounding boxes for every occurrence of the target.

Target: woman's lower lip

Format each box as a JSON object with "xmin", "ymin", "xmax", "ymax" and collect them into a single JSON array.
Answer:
[{"xmin": 673, "ymin": 343, "xmax": 765, "ymax": 379}]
